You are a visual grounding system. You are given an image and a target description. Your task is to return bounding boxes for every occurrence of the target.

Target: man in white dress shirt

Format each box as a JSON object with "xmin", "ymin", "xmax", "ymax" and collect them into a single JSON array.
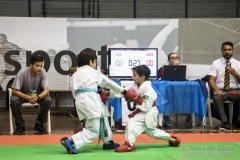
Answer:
[{"xmin": 209, "ymin": 41, "xmax": 240, "ymax": 130}]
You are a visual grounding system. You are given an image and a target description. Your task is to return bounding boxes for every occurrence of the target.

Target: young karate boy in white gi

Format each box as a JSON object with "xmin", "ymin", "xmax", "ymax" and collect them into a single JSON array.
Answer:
[
  {"xmin": 60, "ymin": 48, "xmax": 124, "ymax": 154},
  {"xmin": 115, "ymin": 65, "xmax": 181, "ymax": 152}
]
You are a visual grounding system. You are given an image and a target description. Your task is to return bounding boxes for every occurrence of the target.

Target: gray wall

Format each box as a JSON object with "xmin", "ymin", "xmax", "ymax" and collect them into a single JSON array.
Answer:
[{"xmin": 179, "ymin": 18, "xmax": 240, "ymax": 65}]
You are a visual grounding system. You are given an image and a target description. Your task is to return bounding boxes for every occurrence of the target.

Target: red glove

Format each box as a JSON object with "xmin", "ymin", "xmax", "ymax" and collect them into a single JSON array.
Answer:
[
  {"xmin": 169, "ymin": 135, "xmax": 181, "ymax": 147},
  {"xmin": 125, "ymin": 90, "xmax": 143, "ymax": 105},
  {"xmin": 99, "ymin": 89, "xmax": 110, "ymax": 103},
  {"xmin": 100, "ymin": 93, "xmax": 108, "ymax": 103}
]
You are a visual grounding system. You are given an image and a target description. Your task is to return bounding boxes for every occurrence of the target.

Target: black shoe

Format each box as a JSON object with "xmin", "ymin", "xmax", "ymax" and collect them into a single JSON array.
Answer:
[
  {"xmin": 163, "ymin": 116, "xmax": 172, "ymax": 128},
  {"xmin": 34, "ymin": 123, "xmax": 47, "ymax": 133},
  {"xmin": 219, "ymin": 121, "xmax": 230, "ymax": 130},
  {"xmin": 185, "ymin": 115, "xmax": 193, "ymax": 128},
  {"xmin": 185, "ymin": 115, "xmax": 192, "ymax": 124},
  {"xmin": 103, "ymin": 140, "xmax": 120, "ymax": 150},
  {"xmin": 13, "ymin": 126, "xmax": 26, "ymax": 135},
  {"xmin": 234, "ymin": 120, "xmax": 240, "ymax": 129}
]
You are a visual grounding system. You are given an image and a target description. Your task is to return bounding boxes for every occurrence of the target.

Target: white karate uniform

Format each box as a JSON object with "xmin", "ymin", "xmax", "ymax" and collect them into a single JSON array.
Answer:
[
  {"xmin": 71, "ymin": 65, "xmax": 122, "ymax": 149},
  {"xmin": 125, "ymin": 81, "xmax": 170, "ymax": 146}
]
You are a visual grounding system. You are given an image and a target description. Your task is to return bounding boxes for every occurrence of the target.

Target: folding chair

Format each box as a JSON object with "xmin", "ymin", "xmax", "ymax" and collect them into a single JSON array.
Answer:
[
  {"xmin": 205, "ymin": 83, "xmax": 233, "ymax": 128},
  {"xmin": 8, "ymin": 88, "xmax": 51, "ymax": 134}
]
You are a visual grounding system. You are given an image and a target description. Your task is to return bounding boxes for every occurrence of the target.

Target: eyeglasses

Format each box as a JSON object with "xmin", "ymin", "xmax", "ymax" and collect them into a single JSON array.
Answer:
[{"xmin": 169, "ymin": 56, "xmax": 180, "ymax": 60}]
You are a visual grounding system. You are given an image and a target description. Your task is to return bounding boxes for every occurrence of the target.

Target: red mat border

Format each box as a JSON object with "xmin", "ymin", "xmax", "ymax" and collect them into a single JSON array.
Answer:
[{"xmin": 1, "ymin": 133, "xmax": 240, "ymax": 146}]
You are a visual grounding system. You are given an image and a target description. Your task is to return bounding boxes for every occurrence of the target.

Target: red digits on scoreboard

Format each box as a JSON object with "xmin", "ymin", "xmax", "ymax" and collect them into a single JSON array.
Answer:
[{"xmin": 146, "ymin": 60, "xmax": 153, "ymax": 66}]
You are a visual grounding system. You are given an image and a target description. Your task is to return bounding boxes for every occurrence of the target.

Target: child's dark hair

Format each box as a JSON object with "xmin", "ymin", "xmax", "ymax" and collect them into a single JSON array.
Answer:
[
  {"xmin": 77, "ymin": 48, "xmax": 97, "ymax": 67},
  {"xmin": 132, "ymin": 65, "xmax": 151, "ymax": 80},
  {"xmin": 30, "ymin": 54, "xmax": 44, "ymax": 65}
]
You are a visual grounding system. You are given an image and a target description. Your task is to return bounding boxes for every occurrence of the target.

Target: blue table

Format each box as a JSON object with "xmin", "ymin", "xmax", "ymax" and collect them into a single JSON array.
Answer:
[{"xmin": 151, "ymin": 80, "xmax": 207, "ymax": 122}]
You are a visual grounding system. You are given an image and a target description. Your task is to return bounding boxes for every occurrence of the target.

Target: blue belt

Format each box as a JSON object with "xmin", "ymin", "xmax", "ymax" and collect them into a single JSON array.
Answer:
[{"xmin": 75, "ymin": 88, "xmax": 97, "ymax": 95}]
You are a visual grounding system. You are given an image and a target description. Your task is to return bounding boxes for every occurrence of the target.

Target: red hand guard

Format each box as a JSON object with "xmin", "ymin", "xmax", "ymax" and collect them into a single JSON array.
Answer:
[
  {"xmin": 125, "ymin": 90, "xmax": 143, "ymax": 105},
  {"xmin": 169, "ymin": 135, "xmax": 181, "ymax": 147},
  {"xmin": 100, "ymin": 93, "xmax": 108, "ymax": 103}
]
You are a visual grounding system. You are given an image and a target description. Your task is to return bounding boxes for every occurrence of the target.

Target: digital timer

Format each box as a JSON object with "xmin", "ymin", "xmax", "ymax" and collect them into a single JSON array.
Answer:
[{"xmin": 108, "ymin": 48, "xmax": 158, "ymax": 79}]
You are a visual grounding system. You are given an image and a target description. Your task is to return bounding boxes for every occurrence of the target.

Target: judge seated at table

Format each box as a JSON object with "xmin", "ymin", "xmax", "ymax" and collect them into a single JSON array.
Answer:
[{"xmin": 157, "ymin": 52, "xmax": 191, "ymax": 128}]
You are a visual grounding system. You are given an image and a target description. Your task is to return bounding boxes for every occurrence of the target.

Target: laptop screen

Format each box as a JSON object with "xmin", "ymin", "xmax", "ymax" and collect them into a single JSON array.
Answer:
[{"xmin": 162, "ymin": 65, "xmax": 187, "ymax": 81}]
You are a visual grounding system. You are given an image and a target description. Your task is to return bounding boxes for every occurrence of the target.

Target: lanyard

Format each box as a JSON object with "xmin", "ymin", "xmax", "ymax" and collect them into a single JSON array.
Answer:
[{"xmin": 29, "ymin": 70, "xmax": 38, "ymax": 95}]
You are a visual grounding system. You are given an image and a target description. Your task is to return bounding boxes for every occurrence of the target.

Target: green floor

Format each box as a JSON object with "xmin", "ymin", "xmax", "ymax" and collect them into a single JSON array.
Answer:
[{"xmin": 1, "ymin": 142, "xmax": 240, "ymax": 160}]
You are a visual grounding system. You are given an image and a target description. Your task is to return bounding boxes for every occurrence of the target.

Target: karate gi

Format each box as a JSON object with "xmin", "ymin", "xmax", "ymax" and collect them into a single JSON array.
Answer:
[
  {"xmin": 125, "ymin": 81, "xmax": 170, "ymax": 146},
  {"xmin": 71, "ymin": 65, "xmax": 122, "ymax": 149}
]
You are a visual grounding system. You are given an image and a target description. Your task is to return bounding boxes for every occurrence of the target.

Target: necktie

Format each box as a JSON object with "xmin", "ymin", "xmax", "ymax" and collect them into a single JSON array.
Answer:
[{"xmin": 224, "ymin": 61, "xmax": 230, "ymax": 90}]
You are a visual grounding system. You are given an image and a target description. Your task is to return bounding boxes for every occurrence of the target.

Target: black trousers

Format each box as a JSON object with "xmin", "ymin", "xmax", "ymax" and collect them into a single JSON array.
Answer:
[
  {"xmin": 10, "ymin": 95, "xmax": 52, "ymax": 128},
  {"xmin": 213, "ymin": 89, "xmax": 240, "ymax": 123}
]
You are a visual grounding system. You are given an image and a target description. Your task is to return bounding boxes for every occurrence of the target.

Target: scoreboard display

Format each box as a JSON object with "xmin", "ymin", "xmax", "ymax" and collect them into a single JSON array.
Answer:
[{"xmin": 108, "ymin": 48, "xmax": 158, "ymax": 79}]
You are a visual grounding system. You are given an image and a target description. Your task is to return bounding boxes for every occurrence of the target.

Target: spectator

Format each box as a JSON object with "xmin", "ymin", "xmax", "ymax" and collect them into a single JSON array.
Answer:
[
  {"xmin": 209, "ymin": 41, "xmax": 240, "ymax": 130},
  {"xmin": 10, "ymin": 54, "xmax": 52, "ymax": 135}
]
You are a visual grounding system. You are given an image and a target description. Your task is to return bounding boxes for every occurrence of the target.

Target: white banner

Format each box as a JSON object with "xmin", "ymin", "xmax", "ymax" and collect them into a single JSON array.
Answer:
[{"xmin": 0, "ymin": 17, "xmax": 179, "ymax": 90}]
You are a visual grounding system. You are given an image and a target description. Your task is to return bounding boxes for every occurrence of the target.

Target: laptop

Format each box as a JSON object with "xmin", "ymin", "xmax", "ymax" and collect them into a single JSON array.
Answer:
[{"xmin": 162, "ymin": 65, "xmax": 187, "ymax": 81}]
